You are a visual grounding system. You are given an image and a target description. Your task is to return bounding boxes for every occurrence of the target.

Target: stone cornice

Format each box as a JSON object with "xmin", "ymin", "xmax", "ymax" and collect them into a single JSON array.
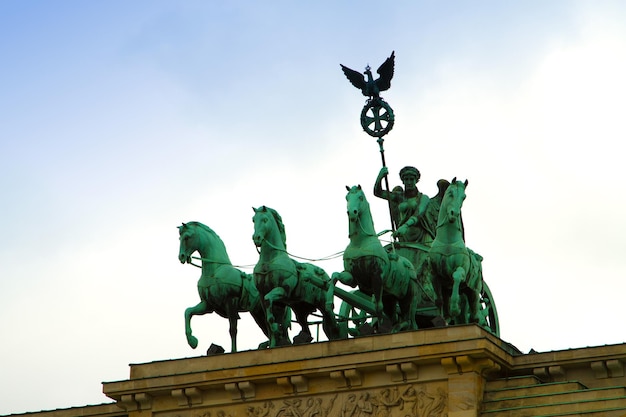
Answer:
[{"xmin": 103, "ymin": 325, "xmax": 512, "ymax": 409}]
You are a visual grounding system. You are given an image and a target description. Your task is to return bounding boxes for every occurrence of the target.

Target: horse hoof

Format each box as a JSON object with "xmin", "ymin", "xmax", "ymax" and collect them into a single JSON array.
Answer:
[
  {"xmin": 276, "ymin": 337, "xmax": 292, "ymax": 347},
  {"xmin": 187, "ymin": 335, "xmax": 199, "ymax": 349},
  {"xmin": 293, "ymin": 333, "xmax": 313, "ymax": 345}
]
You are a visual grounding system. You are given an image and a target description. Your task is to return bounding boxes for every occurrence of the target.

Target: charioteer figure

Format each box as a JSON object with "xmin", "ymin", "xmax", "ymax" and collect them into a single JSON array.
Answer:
[
  {"xmin": 374, "ymin": 166, "xmax": 436, "ymax": 246},
  {"xmin": 374, "ymin": 166, "xmax": 447, "ymax": 311}
]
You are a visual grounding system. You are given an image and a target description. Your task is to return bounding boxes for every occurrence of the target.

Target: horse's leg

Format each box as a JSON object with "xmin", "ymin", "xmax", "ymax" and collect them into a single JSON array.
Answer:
[
  {"xmin": 184, "ymin": 300, "xmax": 211, "ymax": 349},
  {"xmin": 292, "ymin": 306, "xmax": 313, "ymax": 345},
  {"xmin": 324, "ymin": 278, "xmax": 335, "ymax": 312},
  {"xmin": 317, "ymin": 287, "xmax": 345, "ymax": 340},
  {"xmin": 380, "ymin": 295, "xmax": 397, "ymax": 333},
  {"xmin": 372, "ymin": 260, "xmax": 386, "ymax": 326},
  {"xmin": 332, "ymin": 270, "xmax": 355, "ymax": 287},
  {"xmin": 227, "ymin": 310, "xmax": 238, "ymax": 353},
  {"xmin": 466, "ymin": 287, "xmax": 486, "ymax": 326},
  {"xmin": 398, "ymin": 281, "xmax": 419, "ymax": 332},
  {"xmin": 263, "ymin": 286, "xmax": 288, "ymax": 347},
  {"xmin": 449, "ymin": 266, "xmax": 466, "ymax": 319}
]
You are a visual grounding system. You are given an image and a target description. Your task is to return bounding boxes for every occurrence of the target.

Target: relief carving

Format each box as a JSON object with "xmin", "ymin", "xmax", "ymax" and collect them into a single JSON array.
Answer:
[
  {"xmin": 275, "ymin": 395, "xmax": 337, "ymax": 417},
  {"xmin": 247, "ymin": 401, "xmax": 275, "ymax": 417},
  {"xmin": 160, "ymin": 385, "xmax": 446, "ymax": 417},
  {"xmin": 346, "ymin": 386, "xmax": 447, "ymax": 417}
]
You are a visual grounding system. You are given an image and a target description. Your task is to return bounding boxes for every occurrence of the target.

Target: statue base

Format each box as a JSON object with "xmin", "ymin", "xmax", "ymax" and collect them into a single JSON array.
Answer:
[
  {"xmin": 99, "ymin": 325, "xmax": 626, "ymax": 417},
  {"xmin": 6, "ymin": 326, "xmax": 625, "ymax": 417}
]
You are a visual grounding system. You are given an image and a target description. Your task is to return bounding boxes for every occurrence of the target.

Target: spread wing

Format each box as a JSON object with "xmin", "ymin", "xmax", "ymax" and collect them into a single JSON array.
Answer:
[
  {"xmin": 340, "ymin": 64, "xmax": 366, "ymax": 91},
  {"xmin": 375, "ymin": 51, "xmax": 395, "ymax": 92}
]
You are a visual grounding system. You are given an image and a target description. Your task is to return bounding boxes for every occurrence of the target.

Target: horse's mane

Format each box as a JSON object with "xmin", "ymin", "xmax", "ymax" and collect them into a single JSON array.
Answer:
[
  {"xmin": 184, "ymin": 221, "xmax": 227, "ymax": 249},
  {"xmin": 441, "ymin": 180, "xmax": 466, "ymax": 241},
  {"xmin": 265, "ymin": 207, "xmax": 287, "ymax": 247}
]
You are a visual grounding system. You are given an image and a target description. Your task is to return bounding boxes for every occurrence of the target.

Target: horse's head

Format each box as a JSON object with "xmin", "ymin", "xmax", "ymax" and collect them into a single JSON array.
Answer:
[
  {"xmin": 252, "ymin": 206, "xmax": 286, "ymax": 249},
  {"xmin": 441, "ymin": 178, "xmax": 468, "ymax": 224},
  {"xmin": 178, "ymin": 222, "xmax": 196, "ymax": 264},
  {"xmin": 345, "ymin": 185, "xmax": 366, "ymax": 223}
]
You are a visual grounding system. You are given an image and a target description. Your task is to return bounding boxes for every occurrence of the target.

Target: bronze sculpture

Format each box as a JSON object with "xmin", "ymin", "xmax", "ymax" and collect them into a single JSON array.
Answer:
[
  {"xmin": 428, "ymin": 179, "xmax": 487, "ymax": 326},
  {"xmin": 332, "ymin": 186, "xmax": 419, "ymax": 333},
  {"xmin": 340, "ymin": 51, "xmax": 395, "ymax": 100},
  {"xmin": 252, "ymin": 206, "xmax": 345, "ymax": 347},
  {"xmin": 175, "ymin": 52, "xmax": 499, "ymax": 352},
  {"xmin": 178, "ymin": 222, "xmax": 274, "ymax": 352}
]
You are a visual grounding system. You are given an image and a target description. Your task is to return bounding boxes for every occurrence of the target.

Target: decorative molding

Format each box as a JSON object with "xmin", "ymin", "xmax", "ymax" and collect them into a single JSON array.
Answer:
[
  {"xmin": 224, "ymin": 383, "xmax": 240, "ymax": 400},
  {"xmin": 400, "ymin": 362, "xmax": 418, "ymax": 380},
  {"xmin": 119, "ymin": 394, "xmax": 138, "ymax": 411},
  {"xmin": 606, "ymin": 359, "xmax": 624, "ymax": 377},
  {"xmin": 386, "ymin": 362, "xmax": 418, "ymax": 382},
  {"xmin": 239, "ymin": 381, "xmax": 256, "ymax": 399},
  {"xmin": 330, "ymin": 369, "xmax": 362, "ymax": 388},
  {"xmin": 533, "ymin": 365, "xmax": 564, "ymax": 382},
  {"xmin": 135, "ymin": 393, "xmax": 152, "ymax": 410},
  {"xmin": 276, "ymin": 377, "xmax": 292, "ymax": 394},
  {"xmin": 276, "ymin": 375, "xmax": 308, "ymax": 394},
  {"xmin": 172, "ymin": 389, "xmax": 189, "ymax": 406},
  {"xmin": 118, "ymin": 393, "xmax": 152, "ymax": 411},
  {"xmin": 344, "ymin": 369, "xmax": 362, "ymax": 387},
  {"xmin": 224, "ymin": 381, "xmax": 256, "ymax": 400},
  {"xmin": 291, "ymin": 375, "xmax": 308, "ymax": 393},
  {"xmin": 386, "ymin": 364, "xmax": 404, "ymax": 382},
  {"xmin": 592, "ymin": 359, "xmax": 624, "ymax": 378}
]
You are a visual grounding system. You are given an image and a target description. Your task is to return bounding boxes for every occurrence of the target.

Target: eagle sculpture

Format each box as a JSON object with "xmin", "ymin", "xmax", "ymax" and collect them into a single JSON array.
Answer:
[{"xmin": 340, "ymin": 51, "xmax": 395, "ymax": 99}]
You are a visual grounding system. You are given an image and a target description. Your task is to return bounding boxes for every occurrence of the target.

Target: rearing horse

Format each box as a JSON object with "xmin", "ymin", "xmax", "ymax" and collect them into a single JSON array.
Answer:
[
  {"xmin": 178, "ymin": 221, "xmax": 272, "ymax": 352},
  {"xmin": 428, "ymin": 179, "xmax": 486, "ymax": 326},
  {"xmin": 333, "ymin": 186, "xmax": 418, "ymax": 332},
  {"xmin": 252, "ymin": 206, "xmax": 345, "ymax": 347}
]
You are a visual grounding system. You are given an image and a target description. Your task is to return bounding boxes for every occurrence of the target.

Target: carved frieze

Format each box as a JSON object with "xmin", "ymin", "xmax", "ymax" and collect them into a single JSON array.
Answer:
[{"xmin": 157, "ymin": 384, "xmax": 447, "ymax": 417}]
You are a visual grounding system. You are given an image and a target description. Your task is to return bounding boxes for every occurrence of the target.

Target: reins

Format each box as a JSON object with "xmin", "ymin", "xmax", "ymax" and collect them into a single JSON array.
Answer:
[{"xmin": 254, "ymin": 235, "xmax": 345, "ymax": 262}]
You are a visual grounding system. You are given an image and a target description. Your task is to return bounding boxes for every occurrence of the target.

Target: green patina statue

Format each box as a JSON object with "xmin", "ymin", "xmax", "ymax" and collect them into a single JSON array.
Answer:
[
  {"xmin": 252, "ymin": 206, "xmax": 346, "ymax": 347},
  {"xmin": 375, "ymin": 166, "xmax": 436, "ymax": 244},
  {"xmin": 340, "ymin": 51, "xmax": 395, "ymax": 100},
  {"xmin": 373, "ymin": 166, "xmax": 446, "ymax": 281},
  {"xmin": 332, "ymin": 185, "xmax": 420, "ymax": 333},
  {"xmin": 341, "ymin": 52, "xmax": 396, "ymax": 137},
  {"xmin": 178, "ymin": 221, "xmax": 278, "ymax": 353},
  {"xmin": 174, "ymin": 53, "xmax": 500, "ymax": 352},
  {"xmin": 428, "ymin": 179, "xmax": 487, "ymax": 327}
]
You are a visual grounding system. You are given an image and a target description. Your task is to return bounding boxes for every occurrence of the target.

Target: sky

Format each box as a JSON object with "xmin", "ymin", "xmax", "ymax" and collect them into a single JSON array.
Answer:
[{"xmin": 1, "ymin": 1, "xmax": 626, "ymax": 414}]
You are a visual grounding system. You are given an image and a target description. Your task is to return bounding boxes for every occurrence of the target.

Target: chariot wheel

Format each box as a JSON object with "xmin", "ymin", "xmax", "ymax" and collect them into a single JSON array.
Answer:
[{"xmin": 360, "ymin": 99, "xmax": 394, "ymax": 137}]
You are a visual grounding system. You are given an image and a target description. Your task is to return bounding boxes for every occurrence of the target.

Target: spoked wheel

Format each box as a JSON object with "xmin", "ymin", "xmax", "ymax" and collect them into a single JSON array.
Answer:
[{"xmin": 360, "ymin": 98, "xmax": 395, "ymax": 137}]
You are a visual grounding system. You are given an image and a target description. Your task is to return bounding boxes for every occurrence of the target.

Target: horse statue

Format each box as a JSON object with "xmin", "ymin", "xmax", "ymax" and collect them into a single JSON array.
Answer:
[
  {"xmin": 178, "ymin": 221, "xmax": 278, "ymax": 352},
  {"xmin": 252, "ymin": 206, "xmax": 346, "ymax": 347},
  {"xmin": 333, "ymin": 185, "xmax": 419, "ymax": 332},
  {"xmin": 428, "ymin": 179, "xmax": 487, "ymax": 326}
]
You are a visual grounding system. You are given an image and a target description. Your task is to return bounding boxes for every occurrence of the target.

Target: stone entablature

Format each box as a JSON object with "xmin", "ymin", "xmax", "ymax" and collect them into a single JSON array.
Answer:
[
  {"xmin": 101, "ymin": 326, "xmax": 509, "ymax": 417},
  {"xmin": 4, "ymin": 326, "xmax": 625, "ymax": 417}
]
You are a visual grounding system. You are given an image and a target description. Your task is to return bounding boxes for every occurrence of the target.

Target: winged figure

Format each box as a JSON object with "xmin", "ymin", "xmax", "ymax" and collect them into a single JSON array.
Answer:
[{"xmin": 340, "ymin": 51, "xmax": 395, "ymax": 99}]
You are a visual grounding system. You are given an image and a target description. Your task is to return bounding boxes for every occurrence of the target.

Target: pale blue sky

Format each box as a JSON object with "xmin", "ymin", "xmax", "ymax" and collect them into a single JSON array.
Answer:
[{"xmin": 1, "ymin": 1, "xmax": 626, "ymax": 414}]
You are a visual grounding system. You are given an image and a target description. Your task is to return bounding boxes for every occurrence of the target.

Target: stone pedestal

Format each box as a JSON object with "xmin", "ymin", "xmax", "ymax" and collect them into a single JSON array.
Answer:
[
  {"xmin": 5, "ymin": 325, "xmax": 626, "ymax": 417},
  {"xmin": 103, "ymin": 325, "xmax": 507, "ymax": 417}
]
